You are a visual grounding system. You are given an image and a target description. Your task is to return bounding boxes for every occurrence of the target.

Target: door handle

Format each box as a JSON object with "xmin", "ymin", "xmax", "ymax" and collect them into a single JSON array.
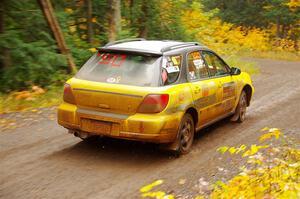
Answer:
[{"xmin": 98, "ymin": 103, "xmax": 110, "ymax": 109}]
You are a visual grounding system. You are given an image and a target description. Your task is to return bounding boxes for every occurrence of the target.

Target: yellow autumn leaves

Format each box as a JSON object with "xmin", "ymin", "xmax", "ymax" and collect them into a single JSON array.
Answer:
[
  {"xmin": 181, "ymin": 2, "xmax": 299, "ymax": 55},
  {"xmin": 217, "ymin": 127, "xmax": 282, "ymax": 158},
  {"xmin": 140, "ymin": 180, "xmax": 174, "ymax": 199},
  {"xmin": 212, "ymin": 128, "xmax": 299, "ymax": 198},
  {"xmin": 260, "ymin": 127, "xmax": 281, "ymax": 141},
  {"xmin": 217, "ymin": 144, "xmax": 270, "ymax": 157},
  {"xmin": 139, "ymin": 128, "xmax": 299, "ymax": 198},
  {"xmin": 212, "ymin": 151, "xmax": 300, "ymax": 198}
]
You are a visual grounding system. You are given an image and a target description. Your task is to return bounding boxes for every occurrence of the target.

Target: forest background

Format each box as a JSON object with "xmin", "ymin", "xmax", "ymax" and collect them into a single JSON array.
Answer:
[{"xmin": 0, "ymin": 0, "xmax": 299, "ymax": 112}]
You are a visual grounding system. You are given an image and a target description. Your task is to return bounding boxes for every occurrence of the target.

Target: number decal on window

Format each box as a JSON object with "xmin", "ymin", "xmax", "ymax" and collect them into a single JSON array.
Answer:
[
  {"xmin": 111, "ymin": 54, "xmax": 126, "ymax": 67},
  {"xmin": 99, "ymin": 53, "xmax": 114, "ymax": 65},
  {"xmin": 97, "ymin": 53, "xmax": 127, "ymax": 67}
]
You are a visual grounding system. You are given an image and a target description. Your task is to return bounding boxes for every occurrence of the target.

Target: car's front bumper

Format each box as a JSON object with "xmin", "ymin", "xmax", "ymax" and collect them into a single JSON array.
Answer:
[{"xmin": 57, "ymin": 102, "xmax": 183, "ymax": 143}]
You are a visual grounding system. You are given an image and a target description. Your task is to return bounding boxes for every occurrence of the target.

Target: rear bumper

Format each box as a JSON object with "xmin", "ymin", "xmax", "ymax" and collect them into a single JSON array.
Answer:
[{"xmin": 57, "ymin": 102, "xmax": 183, "ymax": 143}]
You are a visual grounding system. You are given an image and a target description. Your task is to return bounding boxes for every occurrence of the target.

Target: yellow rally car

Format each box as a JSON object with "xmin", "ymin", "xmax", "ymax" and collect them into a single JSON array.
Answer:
[{"xmin": 58, "ymin": 39, "xmax": 254, "ymax": 154}]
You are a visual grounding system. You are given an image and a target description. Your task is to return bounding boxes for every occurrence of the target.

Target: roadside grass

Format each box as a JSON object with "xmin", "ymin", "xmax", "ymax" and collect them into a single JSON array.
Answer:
[
  {"xmin": 237, "ymin": 50, "xmax": 300, "ymax": 61},
  {"xmin": 0, "ymin": 86, "xmax": 63, "ymax": 114},
  {"xmin": 0, "ymin": 57, "xmax": 259, "ymax": 114},
  {"xmin": 224, "ymin": 55, "xmax": 260, "ymax": 75}
]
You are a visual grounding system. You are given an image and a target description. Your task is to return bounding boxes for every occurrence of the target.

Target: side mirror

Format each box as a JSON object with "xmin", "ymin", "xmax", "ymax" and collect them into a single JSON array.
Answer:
[{"xmin": 230, "ymin": 67, "xmax": 241, "ymax": 75}]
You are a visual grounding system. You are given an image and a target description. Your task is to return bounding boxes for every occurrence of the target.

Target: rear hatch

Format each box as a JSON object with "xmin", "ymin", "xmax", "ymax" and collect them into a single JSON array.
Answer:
[
  {"xmin": 71, "ymin": 51, "xmax": 162, "ymax": 115},
  {"xmin": 71, "ymin": 79, "xmax": 152, "ymax": 115}
]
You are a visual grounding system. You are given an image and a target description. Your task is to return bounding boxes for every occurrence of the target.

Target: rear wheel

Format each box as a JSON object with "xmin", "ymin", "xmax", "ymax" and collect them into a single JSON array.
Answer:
[
  {"xmin": 173, "ymin": 113, "xmax": 195, "ymax": 155},
  {"xmin": 232, "ymin": 91, "xmax": 247, "ymax": 123}
]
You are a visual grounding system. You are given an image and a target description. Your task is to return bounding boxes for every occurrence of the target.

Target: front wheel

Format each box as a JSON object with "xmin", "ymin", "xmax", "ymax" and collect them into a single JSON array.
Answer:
[{"xmin": 232, "ymin": 91, "xmax": 247, "ymax": 123}]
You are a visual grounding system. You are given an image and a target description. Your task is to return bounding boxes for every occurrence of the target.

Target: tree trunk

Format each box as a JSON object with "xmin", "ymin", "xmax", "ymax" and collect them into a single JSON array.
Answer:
[
  {"xmin": 138, "ymin": 0, "xmax": 148, "ymax": 38},
  {"xmin": 0, "ymin": 0, "xmax": 10, "ymax": 70},
  {"xmin": 0, "ymin": 0, "xmax": 4, "ymax": 35},
  {"xmin": 276, "ymin": 16, "xmax": 281, "ymax": 38},
  {"xmin": 37, "ymin": 0, "xmax": 77, "ymax": 73},
  {"xmin": 129, "ymin": 0, "xmax": 133, "ymax": 26},
  {"xmin": 85, "ymin": 0, "xmax": 93, "ymax": 44},
  {"xmin": 108, "ymin": 0, "xmax": 121, "ymax": 42},
  {"xmin": 281, "ymin": 24, "xmax": 288, "ymax": 38},
  {"xmin": 294, "ymin": 39, "xmax": 299, "ymax": 51}
]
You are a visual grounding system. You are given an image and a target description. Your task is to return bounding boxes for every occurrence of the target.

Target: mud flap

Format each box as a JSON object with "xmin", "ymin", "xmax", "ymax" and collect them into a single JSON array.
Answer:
[
  {"xmin": 231, "ymin": 92, "xmax": 243, "ymax": 122},
  {"xmin": 159, "ymin": 130, "xmax": 181, "ymax": 153}
]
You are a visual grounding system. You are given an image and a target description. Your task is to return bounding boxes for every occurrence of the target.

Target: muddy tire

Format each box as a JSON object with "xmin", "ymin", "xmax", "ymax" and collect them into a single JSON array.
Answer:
[
  {"xmin": 172, "ymin": 113, "xmax": 195, "ymax": 155},
  {"xmin": 232, "ymin": 91, "xmax": 247, "ymax": 123}
]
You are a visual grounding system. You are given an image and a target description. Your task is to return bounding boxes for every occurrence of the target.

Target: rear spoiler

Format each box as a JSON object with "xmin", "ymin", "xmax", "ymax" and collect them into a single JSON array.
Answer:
[{"xmin": 96, "ymin": 47, "xmax": 162, "ymax": 57}]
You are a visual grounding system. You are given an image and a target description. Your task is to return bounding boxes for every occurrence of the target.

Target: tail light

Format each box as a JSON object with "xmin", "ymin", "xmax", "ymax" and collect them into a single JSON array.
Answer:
[
  {"xmin": 137, "ymin": 94, "xmax": 169, "ymax": 113},
  {"xmin": 63, "ymin": 83, "xmax": 76, "ymax": 104}
]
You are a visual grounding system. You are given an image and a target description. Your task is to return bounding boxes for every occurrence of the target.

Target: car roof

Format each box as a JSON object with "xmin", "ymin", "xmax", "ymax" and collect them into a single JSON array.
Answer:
[{"xmin": 98, "ymin": 39, "xmax": 209, "ymax": 55}]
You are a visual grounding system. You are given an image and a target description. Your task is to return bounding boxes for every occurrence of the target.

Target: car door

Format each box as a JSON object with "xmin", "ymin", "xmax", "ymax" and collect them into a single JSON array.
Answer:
[
  {"xmin": 201, "ymin": 51, "xmax": 237, "ymax": 116},
  {"xmin": 187, "ymin": 51, "xmax": 219, "ymax": 127}
]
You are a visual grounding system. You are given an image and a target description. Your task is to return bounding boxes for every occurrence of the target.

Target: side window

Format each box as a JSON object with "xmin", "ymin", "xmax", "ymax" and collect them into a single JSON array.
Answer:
[
  {"xmin": 161, "ymin": 55, "xmax": 182, "ymax": 85},
  {"xmin": 187, "ymin": 51, "xmax": 209, "ymax": 80},
  {"xmin": 202, "ymin": 51, "xmax": 229, "ymax": 76}
]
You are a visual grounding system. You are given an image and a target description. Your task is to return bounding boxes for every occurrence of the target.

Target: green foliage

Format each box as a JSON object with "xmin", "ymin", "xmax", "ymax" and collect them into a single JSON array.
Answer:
[
  {"xmin": 0, "ymin": 30, "xmax": 67, "ymax": 92},
  {"xmin": 201, "ymin": 0, "xmax": 269, "ymax": 27},
  {"xmin": 120, "ymin": 0, "xmax": 188, "ymax": 41},
  {"xmin": 0, "ymin": 0, "xmax": 68, "ymax": 92},
  {"xmin": 50, "ymin": 3, "xmax": 95, "ymax": 67},
  {"xmin": 201, "ymin": 0, "xmax": 300, "ymax": 45},
  {"xmin": 263, "ymin": 0, "xmax": 299, "ymax": 27},
  {"xmin": 201, "ymin": 0, "xmax": 300, "ymax": 28},
  {"xmin": 0, "ymin": 0, "xmax": 299, "ymax": 93}
]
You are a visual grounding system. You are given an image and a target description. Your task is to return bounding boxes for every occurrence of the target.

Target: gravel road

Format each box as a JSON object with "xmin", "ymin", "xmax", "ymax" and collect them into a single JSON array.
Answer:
[{"xmin": 0, "ymin": 58, "xmax": 299, "ymax": 199}]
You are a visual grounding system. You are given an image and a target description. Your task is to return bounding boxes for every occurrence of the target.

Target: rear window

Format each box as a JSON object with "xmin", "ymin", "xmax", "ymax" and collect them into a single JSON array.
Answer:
[{"xmin": 76, "ymin": 52, "xmax": 161, "ymax": 87}]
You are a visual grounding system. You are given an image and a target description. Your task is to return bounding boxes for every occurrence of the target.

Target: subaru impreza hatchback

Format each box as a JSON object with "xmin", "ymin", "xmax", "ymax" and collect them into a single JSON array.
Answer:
[{"xmin": 57, "ymin": 39, "xmax": 254, "ymax": 154}]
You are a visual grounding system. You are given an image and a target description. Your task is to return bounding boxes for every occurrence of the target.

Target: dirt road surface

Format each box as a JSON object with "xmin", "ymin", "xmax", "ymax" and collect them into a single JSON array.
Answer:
[{"xmin": 1, "ymin": 58, "xmax": 300, "ymax": 199}]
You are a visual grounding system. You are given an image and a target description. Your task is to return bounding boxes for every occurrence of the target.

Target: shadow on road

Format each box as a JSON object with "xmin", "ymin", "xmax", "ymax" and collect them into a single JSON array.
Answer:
[
  {"xmin": 194, "ymin": 117, "xmax": 236, "ymax": 143},
  {"xmin": 45, "ymin": 116, "xmax": 243, "ymax": 168},
  {"xmin": 45, "ymin": 136, "xmax": 174, "ymax": 168}
]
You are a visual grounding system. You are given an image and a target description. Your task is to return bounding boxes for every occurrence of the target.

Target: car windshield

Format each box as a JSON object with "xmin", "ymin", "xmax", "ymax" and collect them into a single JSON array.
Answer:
[{"xmin": 76, "ymin": 52, "xmax": 161, "ymax": 87}]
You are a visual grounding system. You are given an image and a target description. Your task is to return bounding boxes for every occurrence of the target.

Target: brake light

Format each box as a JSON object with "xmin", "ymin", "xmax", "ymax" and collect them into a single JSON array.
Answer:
[
  {"xmin": 137, "ymin": 94, "xmax": 169, "ymax": 113},
  {"xmin": 63, "ymin": 83, "xmax": 76, "ymax": 104}
]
